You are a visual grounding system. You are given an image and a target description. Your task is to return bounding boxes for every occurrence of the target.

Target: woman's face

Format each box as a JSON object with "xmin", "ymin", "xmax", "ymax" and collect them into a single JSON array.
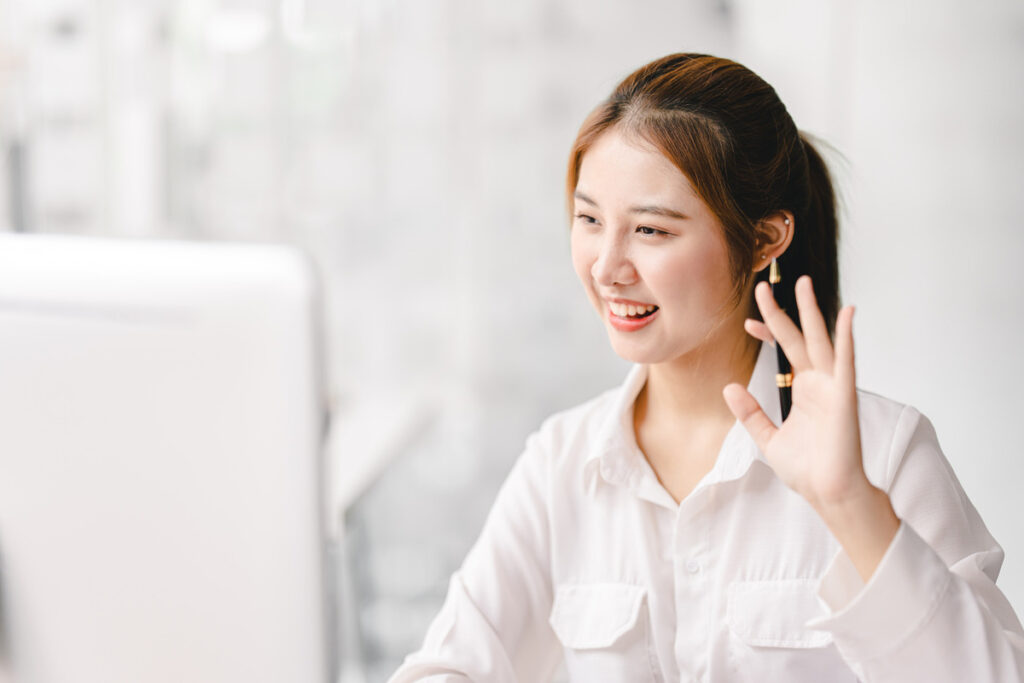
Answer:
[{"xmin": 570, "ymin": 127, "xmax": 747, "ymax": 365}]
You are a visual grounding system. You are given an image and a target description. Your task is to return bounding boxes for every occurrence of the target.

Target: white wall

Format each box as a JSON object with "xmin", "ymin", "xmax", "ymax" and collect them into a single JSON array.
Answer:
[{"xmin": 734, "ymin": 0, "xmax": 1024, "ymax": 616}]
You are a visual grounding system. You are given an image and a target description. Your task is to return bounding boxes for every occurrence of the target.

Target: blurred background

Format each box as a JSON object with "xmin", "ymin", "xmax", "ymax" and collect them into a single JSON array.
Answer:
[{"xmin": 0, "ymin": 0, "xmax": 1021, "ymax": 680}]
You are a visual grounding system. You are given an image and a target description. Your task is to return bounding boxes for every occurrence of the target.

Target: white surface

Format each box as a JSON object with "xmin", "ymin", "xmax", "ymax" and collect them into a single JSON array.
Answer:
[{"xmin": 0, "ymin": 234, "xmax": 331, "ymax": 683}]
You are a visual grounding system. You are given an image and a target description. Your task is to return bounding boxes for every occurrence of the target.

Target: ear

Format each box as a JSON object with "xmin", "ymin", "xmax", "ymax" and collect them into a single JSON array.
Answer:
[{"xmin": 752, "ymin": 211, "xmax": 795, "ymax": 273}]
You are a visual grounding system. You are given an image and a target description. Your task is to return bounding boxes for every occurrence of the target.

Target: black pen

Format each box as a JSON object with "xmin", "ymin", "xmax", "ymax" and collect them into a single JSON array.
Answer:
[{"xmin": 769, "ymin": 258, "xmax": 792, "ymax": 421}]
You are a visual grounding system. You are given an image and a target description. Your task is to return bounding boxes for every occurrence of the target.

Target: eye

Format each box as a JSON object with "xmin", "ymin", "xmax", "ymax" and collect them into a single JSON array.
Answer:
[
  {"xmin": 636, "ymin": 225, "xmax": 667, "ymax": 236},
  {"xmin": 574, "ymin": 213, "xmax": 598, "ymax": 225}
]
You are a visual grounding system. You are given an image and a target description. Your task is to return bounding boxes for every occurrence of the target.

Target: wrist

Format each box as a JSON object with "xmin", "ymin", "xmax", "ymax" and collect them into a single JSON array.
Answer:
[{"xmin": 810, "ymin": 474, "xmax": 883, "ymax": 519}]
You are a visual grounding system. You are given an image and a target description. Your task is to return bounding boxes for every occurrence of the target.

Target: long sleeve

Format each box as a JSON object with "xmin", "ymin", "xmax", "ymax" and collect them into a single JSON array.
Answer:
[
  {"xmin": 808, "ymin": 405, "xmax": 1024, "ymax": 681},
  {"xmin": 388, "ymin": 430, "xmax": 564, "ymax": 683}
]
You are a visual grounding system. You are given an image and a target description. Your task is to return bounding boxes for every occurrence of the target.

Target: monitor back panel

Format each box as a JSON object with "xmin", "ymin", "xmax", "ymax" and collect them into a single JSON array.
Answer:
[{"xmin": 0, "ymin": 235, "xmax": 331, "ymax": 683}]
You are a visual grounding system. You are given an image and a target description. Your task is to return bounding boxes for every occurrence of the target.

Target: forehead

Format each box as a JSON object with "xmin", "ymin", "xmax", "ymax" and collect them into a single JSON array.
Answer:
[{"xmin": 576, "ymin": 127, "xmax": 701, "ymax": 206}]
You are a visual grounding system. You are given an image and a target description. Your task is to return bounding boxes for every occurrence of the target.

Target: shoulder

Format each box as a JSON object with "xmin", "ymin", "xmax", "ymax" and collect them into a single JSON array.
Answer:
[
  {"xmin": 491, "ymin": 382, "xmax": 623, "ymax": 513},
  {"xmin": 855, "ymin": 388, "xmax": 937, "ymax": 490},
  {"xmin": 855, "ymin": 393, "xmax": 1003, "ymax": 572},
  {"xmin": 531, "ymin": 384, "xmax": 620, "ymax": 454},
  {"xmin": 517, "ymin": 376, "xmax": 630, "ymax": 479}
]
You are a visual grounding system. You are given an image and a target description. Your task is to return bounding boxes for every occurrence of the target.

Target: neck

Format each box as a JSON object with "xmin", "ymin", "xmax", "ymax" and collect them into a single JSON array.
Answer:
[{"xmin": 639, "ymin": 327, "xmax": 760, "ymax": 428}]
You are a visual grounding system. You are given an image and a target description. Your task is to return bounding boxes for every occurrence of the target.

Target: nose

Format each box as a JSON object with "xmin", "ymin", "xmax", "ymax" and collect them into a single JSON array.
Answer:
[{"xmin": 591, "ymin": 234, "xmax": 637, "ymax": 287}]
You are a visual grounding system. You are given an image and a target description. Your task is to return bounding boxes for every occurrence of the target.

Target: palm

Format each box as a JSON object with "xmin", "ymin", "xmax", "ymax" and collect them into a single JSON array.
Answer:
[{"xmin": 723, "ymin": 277, "xmax": 866, "ymax": 507}]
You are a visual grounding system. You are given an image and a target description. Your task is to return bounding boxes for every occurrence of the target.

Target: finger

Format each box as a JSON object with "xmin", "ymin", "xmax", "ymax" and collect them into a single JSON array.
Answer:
[
  {"xmin": 795, "ymin": 276, "xmax": 834, "ymax": 371},
  {"xmin": 743, "ymin": 319, "xmax": 775, "ymax": 345},
  {"xmin": 723, "ymin": 383, "xmax": 778, "ymax": 453},
  {"xmin": 834, "ymin": 305, "xmax": 856, "ymax": 390},
  {"xmin": 754, "ymin": 281, "xmax": 811, "ymax": 372}
]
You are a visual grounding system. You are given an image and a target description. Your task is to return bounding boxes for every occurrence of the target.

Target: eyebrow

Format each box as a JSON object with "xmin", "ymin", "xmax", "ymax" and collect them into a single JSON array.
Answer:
[{"xmin": 574, "ymin": 190, "xmax": 689, "ymax": 220}]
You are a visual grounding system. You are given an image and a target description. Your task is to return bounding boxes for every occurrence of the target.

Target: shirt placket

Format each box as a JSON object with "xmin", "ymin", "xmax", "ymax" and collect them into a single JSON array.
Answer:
[{"xmin": 672, "ymin": 484, "xmax": 714, "ymax": 683}]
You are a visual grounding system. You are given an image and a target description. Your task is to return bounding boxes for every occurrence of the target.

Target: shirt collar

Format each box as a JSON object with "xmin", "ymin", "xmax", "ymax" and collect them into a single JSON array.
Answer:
[{"xmin": 583, "ymin": 341, "xmax": 781, "ymax": 499}]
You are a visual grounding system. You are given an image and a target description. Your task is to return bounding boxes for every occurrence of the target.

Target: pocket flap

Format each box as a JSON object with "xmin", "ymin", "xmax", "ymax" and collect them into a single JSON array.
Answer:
[
  {"xmin": 726, "ymin": 580, "xmax": 832, "ymax": 648},
  {"xmin": 549, "ymin": 583, "xmax": 646, "ymax": 649}
]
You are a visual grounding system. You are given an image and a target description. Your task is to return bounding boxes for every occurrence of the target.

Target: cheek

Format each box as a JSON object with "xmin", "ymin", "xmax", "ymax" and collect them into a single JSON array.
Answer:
[
  {"xmin": 695, "ymin": 242, "xmax": 733, "ymax": 289},
  {"xmin": 569, "ymin": 229, "xmax": 595, "ymax": 285},
  {"xmin": 650, "ymin": 240, "xmax": 733, "ymax": 306}
]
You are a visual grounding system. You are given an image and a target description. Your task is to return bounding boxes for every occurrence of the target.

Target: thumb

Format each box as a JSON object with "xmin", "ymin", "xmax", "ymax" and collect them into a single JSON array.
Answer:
[{"xmin": 723, "ymin": 383, "xmax": 777, "ymax": 454}]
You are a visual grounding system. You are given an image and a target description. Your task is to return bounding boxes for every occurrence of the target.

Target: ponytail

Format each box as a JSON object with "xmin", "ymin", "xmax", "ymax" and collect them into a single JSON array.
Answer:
[{"xmin": 795, "ymin": 133, "xmax": 840, "ymax": 336}]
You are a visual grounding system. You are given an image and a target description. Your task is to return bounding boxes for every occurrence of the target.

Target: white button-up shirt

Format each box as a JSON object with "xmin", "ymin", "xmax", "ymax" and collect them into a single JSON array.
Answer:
[{"xmin": 390, "ymin": 342, "xmax": 1024, "ymax": 682}]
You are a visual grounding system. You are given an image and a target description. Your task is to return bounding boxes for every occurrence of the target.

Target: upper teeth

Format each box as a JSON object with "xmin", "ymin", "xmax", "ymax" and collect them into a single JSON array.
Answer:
[{"xmin": 609, "ymin": 302, "xmax": 656, "ymax": 317}]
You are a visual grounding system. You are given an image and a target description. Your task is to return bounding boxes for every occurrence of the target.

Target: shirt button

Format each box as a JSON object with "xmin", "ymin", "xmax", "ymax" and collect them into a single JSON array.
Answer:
[{"xmin": 685, "ymin": 559, "xmax": 700, "ymax": 574}]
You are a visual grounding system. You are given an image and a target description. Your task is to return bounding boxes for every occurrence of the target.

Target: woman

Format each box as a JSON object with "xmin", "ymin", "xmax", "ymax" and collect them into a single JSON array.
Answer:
[{"xmin": 389, "ymin": 54, "xmax": 1024, "ymax": 682}]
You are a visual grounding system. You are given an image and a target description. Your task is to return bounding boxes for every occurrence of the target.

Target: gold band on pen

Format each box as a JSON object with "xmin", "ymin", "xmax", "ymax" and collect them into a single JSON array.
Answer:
[
  {"xmin": 775, "ymin": 373, "xmax": 793, "ymax": 388},
  {"xmin": 769, "ymin": 258, "xmax": 781, "ymax": 284}
]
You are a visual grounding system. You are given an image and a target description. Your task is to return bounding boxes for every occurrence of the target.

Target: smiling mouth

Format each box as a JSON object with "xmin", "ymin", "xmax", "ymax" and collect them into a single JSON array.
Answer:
[{"xmin": 608, "ymin": 302, "xmax": 659, "ymax": 319}]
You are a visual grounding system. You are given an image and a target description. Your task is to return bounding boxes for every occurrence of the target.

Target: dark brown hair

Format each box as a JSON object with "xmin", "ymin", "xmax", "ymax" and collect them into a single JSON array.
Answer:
[{"xmin": 566, "ymin": 53, "xmax": 839, "ymax": 334}]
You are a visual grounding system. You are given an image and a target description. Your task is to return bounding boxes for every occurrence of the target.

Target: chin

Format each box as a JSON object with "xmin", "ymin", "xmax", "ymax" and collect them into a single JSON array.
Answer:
[
  {"xmin": 605, "ymin": 324, "xmax": 712, "ymax": 366},
  {"xmin": 606, "ymin": 337, "xmax": 676, "ymax": 366}
]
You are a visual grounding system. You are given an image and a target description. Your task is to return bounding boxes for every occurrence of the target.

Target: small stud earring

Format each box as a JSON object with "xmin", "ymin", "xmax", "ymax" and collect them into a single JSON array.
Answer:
[
  {"xmin": 761, "ymin": 254, "xmax": 767, "ymax": 260},
  {"xmin": 784, "ymin": 217, "xmax": 791, "ymax": 225}
]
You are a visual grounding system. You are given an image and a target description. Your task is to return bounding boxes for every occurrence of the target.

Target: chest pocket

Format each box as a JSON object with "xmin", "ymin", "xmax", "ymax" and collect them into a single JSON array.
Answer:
[
  {"xmin": 549, "ymin": 583, "xmax": 660, "ymax": 683},
  {"xmin": 726, "ymin": 580, "xmax": 857, "ymax": 682}
]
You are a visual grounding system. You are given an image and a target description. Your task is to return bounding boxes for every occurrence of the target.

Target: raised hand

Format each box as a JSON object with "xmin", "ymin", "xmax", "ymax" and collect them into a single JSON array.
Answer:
[
  {"xmin": 723, "ymin": 276, "xmax": 863, "ymax": 507},
  {"xmin": 722, "ymin": 275, "xmax": 899, "ymax": 581}
]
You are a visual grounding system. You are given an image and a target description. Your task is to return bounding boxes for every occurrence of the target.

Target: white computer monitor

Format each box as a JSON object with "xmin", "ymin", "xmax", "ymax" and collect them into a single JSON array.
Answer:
[{"xmin": 0, "ymin": 233, "xmax": 332, "ymax": 683}]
